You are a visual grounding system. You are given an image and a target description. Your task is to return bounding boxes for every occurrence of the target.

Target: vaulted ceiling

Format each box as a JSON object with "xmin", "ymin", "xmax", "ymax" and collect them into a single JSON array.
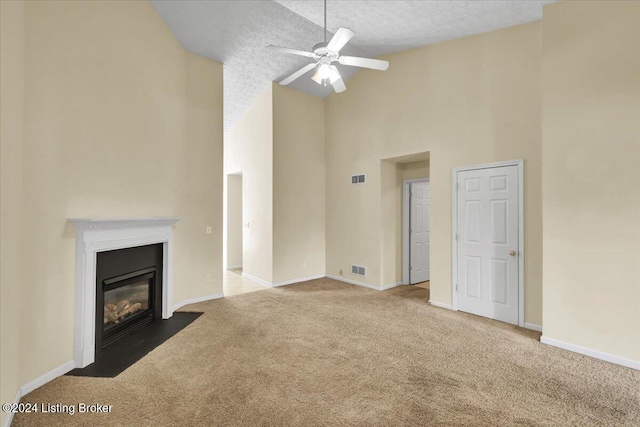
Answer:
[{"xmin": 151, "ymin": 1, "xmax": 552, "ymax": 132}]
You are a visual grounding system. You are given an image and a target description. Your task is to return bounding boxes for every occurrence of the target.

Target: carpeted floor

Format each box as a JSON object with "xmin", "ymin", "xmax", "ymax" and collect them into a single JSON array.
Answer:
[
  {"xmin": 414, "ymin": 280, "xmax": 430, "ymax": 290},
  {"xmin": 14, "ymin": 278, "xmax": 640, "ymax": 426}
]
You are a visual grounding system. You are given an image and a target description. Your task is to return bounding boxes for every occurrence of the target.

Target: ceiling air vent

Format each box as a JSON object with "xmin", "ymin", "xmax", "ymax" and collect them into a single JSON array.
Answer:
[
  {"xmin": 351, "ymin": 174, "xmax": 366, "ymax": 184},
  {"xmin": 351, "ymin": 265, "xmax": 366, "ymax": 276}
]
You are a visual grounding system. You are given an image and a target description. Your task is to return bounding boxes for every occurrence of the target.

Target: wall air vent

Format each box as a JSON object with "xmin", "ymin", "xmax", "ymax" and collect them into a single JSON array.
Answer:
[
  {"xmin": 351, "ymin": 174, "xmax": 366, "ymax": 184},
  {"xmin": 351, "ymin": 265, "xmax": 366, "ymax": 276}
]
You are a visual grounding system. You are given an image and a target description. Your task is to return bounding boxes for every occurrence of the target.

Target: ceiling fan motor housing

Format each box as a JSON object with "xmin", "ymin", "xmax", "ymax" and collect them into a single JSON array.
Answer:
[{"xmin": 313, "ymin": 42, "xmax": 338, "ymax": 61}]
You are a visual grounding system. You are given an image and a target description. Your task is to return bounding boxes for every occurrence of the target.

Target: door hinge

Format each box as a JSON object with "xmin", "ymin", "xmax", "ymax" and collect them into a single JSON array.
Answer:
[
  {"xmin": 455, "ymin": 233, "xmax": 459, "ymax": 241},
  {"xmin": 456, "ymin": 284, "xmax": 458, "ymax": 291},
  {"xmin": 409, "ymin": 265, "xmax": 413, "ymax": 271},
  {"xmin": 456, "ymin": 183, "xmax": 460, "ymax": 191}
]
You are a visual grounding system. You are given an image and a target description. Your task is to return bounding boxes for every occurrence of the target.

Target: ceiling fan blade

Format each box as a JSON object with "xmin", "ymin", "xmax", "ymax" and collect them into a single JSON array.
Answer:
[
  {"xmin": 279, "ymin": 63, "xmax": 318, "ymax": 86},
  {"xmin": 267, "ymin": 45, "xmax": 316, "ymax": 58},
  {"xmin": 332, "ymin": 78, "xmax": 346, "ymax": 93},
  {"xmin": 327, "ymin": 27, "xmax": 355, "ymax": 52},
  {"xmin": 338, "ymin": 56, "xmax": 389, "ymax": 71}
]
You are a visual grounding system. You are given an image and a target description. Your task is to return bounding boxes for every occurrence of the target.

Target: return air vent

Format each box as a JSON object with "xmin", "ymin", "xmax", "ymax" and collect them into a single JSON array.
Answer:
[
  {"xmin": 351, "ymin": 174, "xmax": 366, "ymax": 184},
  {"xmin": 351, "ymin": 265, "xmax": 366, "ymax": 276}
]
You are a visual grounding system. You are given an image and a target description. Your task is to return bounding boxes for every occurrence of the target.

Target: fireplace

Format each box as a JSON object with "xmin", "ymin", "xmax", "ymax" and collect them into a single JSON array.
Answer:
[
  {"xmin": 69, "ymin": 217, "xmax": 180, "ymax": 368},
  {"xmin": 95, "ymin": 243, "xmax": 163, "ymax": 360}
]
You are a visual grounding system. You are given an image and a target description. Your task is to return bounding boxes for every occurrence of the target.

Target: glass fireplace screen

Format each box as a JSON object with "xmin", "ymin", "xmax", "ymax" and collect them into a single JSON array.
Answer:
[{"xmin": 103, "ymin": 279, "xmax": 150, "ymax": 329}]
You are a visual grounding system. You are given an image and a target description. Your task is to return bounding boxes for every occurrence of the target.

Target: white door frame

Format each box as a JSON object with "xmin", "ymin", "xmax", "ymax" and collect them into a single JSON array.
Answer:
[
  {"xmin": 452, "ymin": 159, "xmax": 525, "ymax": 327},
  {"xmin": 403, "ymin": 177, "xmax": 430, "ymax": 285}
]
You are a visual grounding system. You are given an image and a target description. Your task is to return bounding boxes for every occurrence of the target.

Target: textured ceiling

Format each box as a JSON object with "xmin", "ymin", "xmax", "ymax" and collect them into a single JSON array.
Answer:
[
  {"xmin": 151, "ymin": 1, "xmax": 552, "ymax": 132},
  {"xmin": 276, "ymin": 1, "xmax": 554, "ymax": 55}
]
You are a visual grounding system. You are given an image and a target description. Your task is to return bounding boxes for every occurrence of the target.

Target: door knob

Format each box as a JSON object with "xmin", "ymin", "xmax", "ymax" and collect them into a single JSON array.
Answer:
[{"xmin": 509, "ymin": 250, "xmax": 517, "ymax": 257}]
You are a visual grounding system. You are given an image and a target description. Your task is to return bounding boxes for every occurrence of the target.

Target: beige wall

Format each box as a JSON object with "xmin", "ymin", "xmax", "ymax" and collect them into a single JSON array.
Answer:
[
  {"xmin": 224, "ymin": 84, "xmax": 326, "ymax": 285},
  {"xmin": 380, "ymin": 159, "xmax": 403, "ymax": 286},
  {"xmin": 542, "ymin": 1, "xmax": 640, "ymax": 361},
  {"xmin": 0, "ymin": 0, "xmax": 223, "ymax": 412},
  {"xmin": 176, "ymin": 52, "xmax": 223, "ymax": 303},
  {"xmin": 1, "ymin": 1, "xmax": 25, "ymax": 424},
  {"xmin": 225, "ymin": 85, "xmax": 274, "ymax": 283},
  {"xmin": 272, "ymin": 84, "xmax": 326, "ymax": 284},
  {"xmin": 226, "ymin": 174, "xmax": 243, "ymax": 268},
  {"xmin": 400, "ymin": 160, "xmax": 429, "ymax": 181},
  {"xmin": 326, "ymin": 22, "xmax": 543, "ymax": 324}
]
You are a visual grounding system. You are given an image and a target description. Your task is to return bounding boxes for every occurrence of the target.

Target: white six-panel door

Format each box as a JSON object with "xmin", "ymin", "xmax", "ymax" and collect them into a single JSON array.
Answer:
[
  {"xmin": 456, "ymin": 165, "xmax": 519, "ymax": 325},
  {"xmin": 410, "ymin": 182, "xmax": 430, "ymax": 284}
]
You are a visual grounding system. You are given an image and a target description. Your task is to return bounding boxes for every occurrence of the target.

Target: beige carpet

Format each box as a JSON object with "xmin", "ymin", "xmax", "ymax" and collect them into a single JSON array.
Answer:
[
  {"xmin": 14, "ymin": 279, "xmax": 640, "ymax": 426},
  {"xmin": 414, "ymin": 280, "xmax": 430, "ymax": 290}
]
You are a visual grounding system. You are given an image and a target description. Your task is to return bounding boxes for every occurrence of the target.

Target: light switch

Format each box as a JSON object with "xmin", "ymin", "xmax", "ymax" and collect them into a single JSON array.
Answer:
[{"xmin": 206, "ymin": 226, "xmax": 212, "ymax": 234}]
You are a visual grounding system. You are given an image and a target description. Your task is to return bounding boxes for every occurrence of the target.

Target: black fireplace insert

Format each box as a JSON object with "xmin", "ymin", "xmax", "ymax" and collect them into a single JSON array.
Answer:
[
  {"xmin": 100, "ymin": 268, "xmax": 155, "ymax": 349},
  {"xmin": 95, "ymin": 244, "xmax": 163, "ymax": 359}
]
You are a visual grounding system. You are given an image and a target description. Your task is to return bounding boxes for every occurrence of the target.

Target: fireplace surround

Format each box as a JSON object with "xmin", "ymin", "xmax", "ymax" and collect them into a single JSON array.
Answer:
[{"xmin": 69, "ymin": 218, "xmax": 180, "ymax": 368}]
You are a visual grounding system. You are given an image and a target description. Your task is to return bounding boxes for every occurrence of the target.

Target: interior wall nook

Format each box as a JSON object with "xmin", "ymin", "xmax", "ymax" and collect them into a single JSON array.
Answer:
[{"xmin": 224, "ymin": 83, "xmax": 326, "ymax": 287}]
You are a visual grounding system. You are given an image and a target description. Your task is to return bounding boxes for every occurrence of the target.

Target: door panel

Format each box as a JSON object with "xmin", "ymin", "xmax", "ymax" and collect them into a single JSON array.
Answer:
[
  {"xmin": 465, "ymin": 201, "xmax": 481, "ymax": 242},
  {"xmin": 490, "ymin": 258, "xmax": 508, "ymax": 304},
  {"xmin": 410, "ymin": 181, "xmax": 430, "ymax": 284},
  {"xmin": 465, "ymin": 256, "xmax": 482, "ymax": 299},
  {"xmin": 490, "ymin": 200, "xmax": 508, "ymax": 244},
  {"xmin": 457, "ymin": 165, "xmax": 518, "ymax": 324}
]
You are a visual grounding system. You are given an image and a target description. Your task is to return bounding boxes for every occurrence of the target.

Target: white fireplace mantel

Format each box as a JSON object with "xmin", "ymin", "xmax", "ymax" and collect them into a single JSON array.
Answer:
[{"xmin": 69, "ymin": 217, "xmax": 180, "ymax": 368}]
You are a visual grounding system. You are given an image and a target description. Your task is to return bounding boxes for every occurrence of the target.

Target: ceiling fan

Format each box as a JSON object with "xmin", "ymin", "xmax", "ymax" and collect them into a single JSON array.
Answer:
[{"xmin": 267, "ymin": 0, "xmax": 389, "ymax": 93}]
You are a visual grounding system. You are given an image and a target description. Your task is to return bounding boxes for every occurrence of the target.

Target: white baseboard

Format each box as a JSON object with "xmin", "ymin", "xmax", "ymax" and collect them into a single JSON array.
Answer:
[
  {"xmin": 428, "ymin": 300, "xmax": 455, "ymax": 311},
  {"xmin": 541, "ymin": 336, "xmax": 639, "ymax": 370},
  {"xmin": 524, "ymin": 322, "xmax": 542, "ymax": 332},
  {"xmin": 326, "ymin": 274, "xmax": 380, "ymax": 290},
  {"xmin": 241, "ymin": 272, "xmax": 272, "ymax": 287},
  {"xmin": 327, "ymin": 274, "xmax": 380, "ymax": 291},
  {"xmin": 381, "ymin": 281, "xmax": 402, "ymax": 290},
  {"xmin": 172, "ymin": 293, "xmax": 224, "ymax": 312},
  {"xmin": 272, "ymin": 274, "xmax": 325, "ymax": 287},
  {"xmin": 243, "ymin": 273, "xmax": 400, "ymax": 291},
  {"xmin": 3, "ymin": 389, "xmax": 21, "ymax": 427},
  {"xmin": 226, "ymin": 264, "xmax": 242, "ymax": 270},
  {"xmin": 242, "ymin": 273, "xmax": 330, "ymax": 289},
  {"xmin": 19, "ymin": 359, "xmax": 75, "ymax": 397},
  {"xmin": 326, "ymin": 275, "xmax": 399, "ymax": 291}
]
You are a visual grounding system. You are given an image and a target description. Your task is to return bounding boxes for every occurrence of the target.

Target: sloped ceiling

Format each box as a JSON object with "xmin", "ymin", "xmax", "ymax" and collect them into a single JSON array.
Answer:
[{"xmin": 151, "ymin": 1, "xmax": 552, "ymax": 132}]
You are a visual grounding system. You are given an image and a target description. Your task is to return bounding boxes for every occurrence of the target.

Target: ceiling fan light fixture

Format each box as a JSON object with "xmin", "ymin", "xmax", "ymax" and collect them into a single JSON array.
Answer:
[
  {"xmin": 327, "ymin": 65, "xmax": 340, "ymax": 83},
  {"xmin": 312, "ymin": 63, "xmax": 341, "ymax": 86}
]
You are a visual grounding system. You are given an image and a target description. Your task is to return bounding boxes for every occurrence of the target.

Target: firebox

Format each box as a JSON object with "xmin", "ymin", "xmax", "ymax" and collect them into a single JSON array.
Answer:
[
  {"xmin": 100, "ymin": 268, "xmax": 155, "ymax": 349},
  {"xmin": 95, "ymin": 244, "xmax": 163, "ymax": 359}
]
